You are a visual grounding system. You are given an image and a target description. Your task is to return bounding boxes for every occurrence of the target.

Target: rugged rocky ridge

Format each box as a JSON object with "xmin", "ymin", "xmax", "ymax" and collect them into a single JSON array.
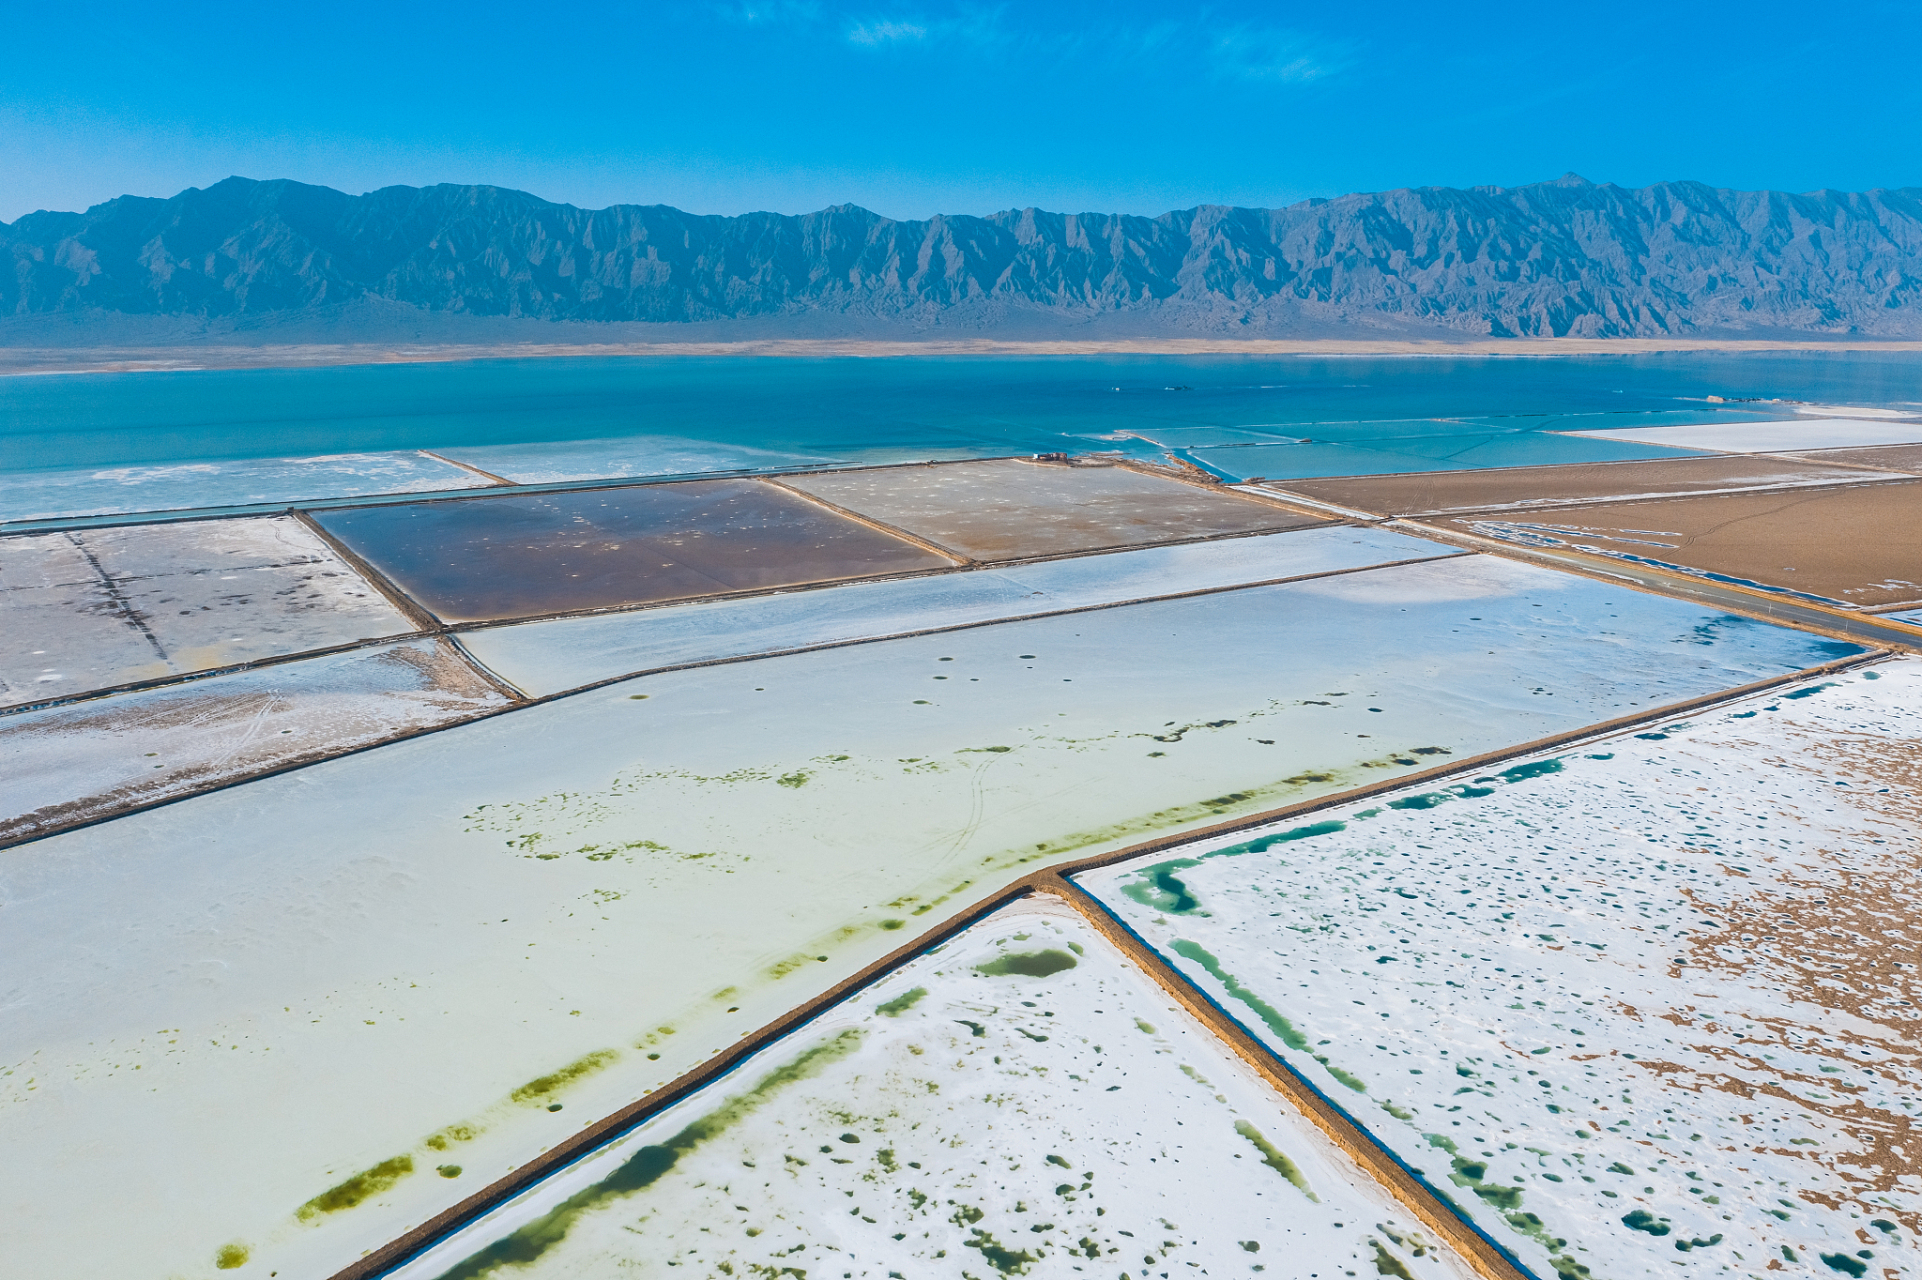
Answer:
[{"xmin": 5, "ymin": 174, "xmax": 1921, "ymax": 338}]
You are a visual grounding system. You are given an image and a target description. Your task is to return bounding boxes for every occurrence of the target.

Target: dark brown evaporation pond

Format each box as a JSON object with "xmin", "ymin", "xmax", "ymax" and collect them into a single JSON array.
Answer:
[
  {"xmin": 780, "ymin": 458, "xmax": 1321, "ymax": 561},
  {"xmin": 313, "ymin": 479, "xmax": 956, "ymax": 623},
  {"xmin": 1262, "ymin": 453, "xmax": 1902, "ymax": 517}
]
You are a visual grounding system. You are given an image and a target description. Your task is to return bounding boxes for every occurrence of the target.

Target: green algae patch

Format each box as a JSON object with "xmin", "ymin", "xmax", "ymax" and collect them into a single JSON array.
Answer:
[
  {"xmin": 1447, "ymin": 1157, "xmax": 1523, "ymax": 1210},
  {"xmin": 425, "ymin": 1123, "xmax": 478, "ymax": 1151},
  {"xmin": 512, "ymin": 1049, "xmax": 619, "ymax": 1105},
  {"xmin": 1498, "ymin": 759, "xmax": 1564, "ymax": 783},
  {"xmin": 214, "ymin": 1242, "xmax": 250, "ymax": 1270},
  {"xmin": 1372, "ymin": 1242, "xmax": 1414, "ymax": 1279},
  {"xmin": 876, "ymin": 986, "xmax": 928, "ymax": 1016},
  {"xmin": 1120, "ymin": 860, "xmax": 1204, "ymax": 913},
  {"xmin": 296, "ymin": 1155, "xmax": 414, "ymax": 1222},
  {"xmin": 977, "ymin": 949, "xmax": 1078, "ymax": 978},
  {"xmin": 966, "ymin": 1227, "xmax": 1041, "ymax": 1275},
  {"xmin": 1168, "ymin": 940, "xmax": 1313, "ymax": 1054},
  {"xmin": 437, "ymin": 1030, "xmax": 864, "ymax": 1280},
  {"xmin": 1236, "ymin": 1120, "xmax": 1317, "ymax": 1201}
]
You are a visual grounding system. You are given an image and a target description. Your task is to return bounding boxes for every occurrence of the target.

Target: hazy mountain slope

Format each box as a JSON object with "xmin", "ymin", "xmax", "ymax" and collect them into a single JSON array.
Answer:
[{"xmin": 5, "ymin": 174, "xmax": 1921, "ymax": 338}]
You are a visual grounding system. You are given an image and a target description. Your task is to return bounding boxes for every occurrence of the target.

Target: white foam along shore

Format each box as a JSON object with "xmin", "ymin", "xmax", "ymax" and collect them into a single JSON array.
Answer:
[
  {"xmin": 1083, "ymin": 659, "xmax": 1922, "ymax": 1280},
  {"xmin": 0, "ymin": 553, "xmax": 1858, "ymax": 1279},
  {"xmin": 0, "ymin": 451, "xmax": 493, "ymax": 523}
]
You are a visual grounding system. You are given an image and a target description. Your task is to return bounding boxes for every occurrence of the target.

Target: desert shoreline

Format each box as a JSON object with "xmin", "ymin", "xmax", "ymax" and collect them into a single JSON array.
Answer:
[{"xmin": 5, "ymin": 335, "xmax": 1922, "ymax": 376}]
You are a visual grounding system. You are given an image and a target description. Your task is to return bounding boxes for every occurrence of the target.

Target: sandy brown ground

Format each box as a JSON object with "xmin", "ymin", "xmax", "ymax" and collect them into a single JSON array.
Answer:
[
  {"xmin": 1781, "ymin": 443, "xmax": 1922, "ymax": 474},
  {"xmin": 7, "ymin": 336, "xmax": 1922, "ymax": 375},
  {"xmin": 1262, "ymin": 454, "xmax": 1900, "ymax": 517},
  {"xmin": 1434, "ymin": 480, "xmax": 1922, "ymax": 606}
]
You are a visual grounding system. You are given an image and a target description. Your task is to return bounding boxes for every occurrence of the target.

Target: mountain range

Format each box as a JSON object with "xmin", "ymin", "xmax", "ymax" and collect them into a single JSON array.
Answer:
[{"xmin": 5, "ymin": 174, "xmax": 1922, "ymax": 341}]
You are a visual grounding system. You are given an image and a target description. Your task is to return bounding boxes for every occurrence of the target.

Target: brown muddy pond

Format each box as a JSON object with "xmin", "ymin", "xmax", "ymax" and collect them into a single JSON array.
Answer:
[
  {"xmin": 780, "ymin": 458, "xmax": 1322, "ymax": 561},
  {"xmin": 1262, "ymin": 453, "xmax": 1899, "ymax": 517},
  {"xmin": 1440, "ymin": 479, "xmax": 1922, "ymax": 606},
  {"xmin": 313, "ymin": 479, "xmax": 956, "ymax": 622}
]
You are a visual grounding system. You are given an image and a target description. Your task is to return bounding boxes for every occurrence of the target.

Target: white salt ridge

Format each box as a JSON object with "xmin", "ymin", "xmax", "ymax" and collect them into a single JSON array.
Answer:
[
  {"xmin": 0, "ymin": 450, "xmax": 491, "ymax": 522},
  {"xmin": 461, "ymin": 526, "xmax": 1451, "ymax": 697},
  {"xmin": 1084, "ymin": 659, "xmax": 1922, "ymax": 1280},
  {"xmin": 1561, "ymin": 418, "xmax": 1922, "ymax": 454},
  {"xmin": 390, "ymin": 896, "xmax": 1480, "ymax": 1280},
  {"xmin": 435, "ymin": 433, "xmax": 847, "ymax": 484},
  {"xmin": 0, "ymin": 554, "xmax": 1857, "ymax": 1279},
  {"xmin": 0, "ymin": 514, "xmax": 416, "ymax": 708}
]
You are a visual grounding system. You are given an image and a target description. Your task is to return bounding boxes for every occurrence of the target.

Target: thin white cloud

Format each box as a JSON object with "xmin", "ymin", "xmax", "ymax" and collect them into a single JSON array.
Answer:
[
  {"xmin": 711, "ymin": 1, "xmax": 822, "ymax": 26},
  {"xmin": 1211, "ymin": 25, "xmax": 1355, "ymax": 84},
  {"xmin": 846, "ymin": 17, "xmax": 930, "ymax": 45}
]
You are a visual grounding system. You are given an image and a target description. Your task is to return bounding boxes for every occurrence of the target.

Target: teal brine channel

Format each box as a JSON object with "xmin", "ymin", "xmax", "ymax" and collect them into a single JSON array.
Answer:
[{"xmin": 6, "ymin": 350, "xmax": 1921, "ymax": 475}]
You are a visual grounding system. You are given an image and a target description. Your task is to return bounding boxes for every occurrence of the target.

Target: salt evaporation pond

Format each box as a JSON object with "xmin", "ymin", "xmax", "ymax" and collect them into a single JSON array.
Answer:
[
  {"xmin": 1, "ymin": 514, "xmax": 415, "ymax": 707},
  {"xmin": 388, "ymin": 896, "xmax": 1481, "ymax": 1280},
  {"xmin": 0, "ymin": 554, "xmax": 1862, "ymax": 1278},
  {"xmin": 1083, "ymin": 659, "xmax": 1922, "ymax": 1280},
  {"xmin": 0, "ymin": 637, "xmax": 514, "ymax": 843},
  {"xmin": 463, "ymin": 526, "xmax": 1447, "ymax": 697}
]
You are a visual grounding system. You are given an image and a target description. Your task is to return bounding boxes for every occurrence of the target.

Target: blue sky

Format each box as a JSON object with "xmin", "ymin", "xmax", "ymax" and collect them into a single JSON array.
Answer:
[{"xmin": 3, "ymin": 0, "xmax": 1918, "ymax": 223}]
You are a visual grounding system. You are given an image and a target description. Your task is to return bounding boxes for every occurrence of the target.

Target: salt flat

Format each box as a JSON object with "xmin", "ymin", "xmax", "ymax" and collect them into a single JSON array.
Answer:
[
  {"xmin": 1560, "ymin": 418, "xmax": 1922, "ymax": 454},
  {"xmin": 0, "ymin": 515, "xmax": 416, "ymax": 708},
  {"xmin": 389, "ymin": 896, "xmax": 1480, "ymax": 1280},
  {"xmin": 1083, "ymin": 659, "xmax": 1922, "ymax": 1280},
  {"xmin": 0, "ymin": 553, "xmax": 1854, "ymax": 1279},
  {"xmin": 462, "ymin": 526, "xmax": 1450, "ymax": 697},
  {"xmin": 0, "ymin": 637, "xmax": 512, "ymax": 843}
]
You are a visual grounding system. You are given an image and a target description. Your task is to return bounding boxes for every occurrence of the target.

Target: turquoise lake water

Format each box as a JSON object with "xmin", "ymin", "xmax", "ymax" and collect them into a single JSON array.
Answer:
[{"xmin": 2, "ymin": 351, "xmax": 1919, "ymax": 520}]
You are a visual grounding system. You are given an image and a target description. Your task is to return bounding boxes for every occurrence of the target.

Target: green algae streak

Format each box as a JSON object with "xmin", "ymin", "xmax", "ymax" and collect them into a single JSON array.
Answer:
[
  {"xmin": 511, "ymin": 1049, "xmax": 619, "ymax": 1105},
  {"xmin": 435, "ymin": 1030, "xmax": 864, "ymax": 1280},
  {"xmin": 297, "ymin": 1155, "xmax": 414, "ymax": 1222},
  {"xmin": 876, "ymin": 986, "xmax": 928, "ymax": 1016},
  {"xmin": 1235, "ymin": 1120, "xmax": 1317, "ymax": 1201},
  {"xmin": 1167, "ymin": 941, "xmax": 1310, "ymax": 1052}
]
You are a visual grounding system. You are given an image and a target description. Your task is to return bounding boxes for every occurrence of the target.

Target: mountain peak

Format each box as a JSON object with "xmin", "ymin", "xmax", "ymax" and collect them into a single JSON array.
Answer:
[{"xmin": 4, "ymin": 177, "xmax": 1919, "ymax": 340}]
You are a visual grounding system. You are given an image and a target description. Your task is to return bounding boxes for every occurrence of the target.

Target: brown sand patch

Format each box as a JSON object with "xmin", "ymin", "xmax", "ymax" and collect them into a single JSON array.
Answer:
[
  {"xmin": 1659, "ymin": 726, "xmax": 1922, "ymax": 1230},
  {"xmin": 1437, "ymin": 481, "xmax": 1922, "ymax": 606},
  {"xmin": 1783, "ymin": 445, "xmax": 1922, "ymax": 476}
]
